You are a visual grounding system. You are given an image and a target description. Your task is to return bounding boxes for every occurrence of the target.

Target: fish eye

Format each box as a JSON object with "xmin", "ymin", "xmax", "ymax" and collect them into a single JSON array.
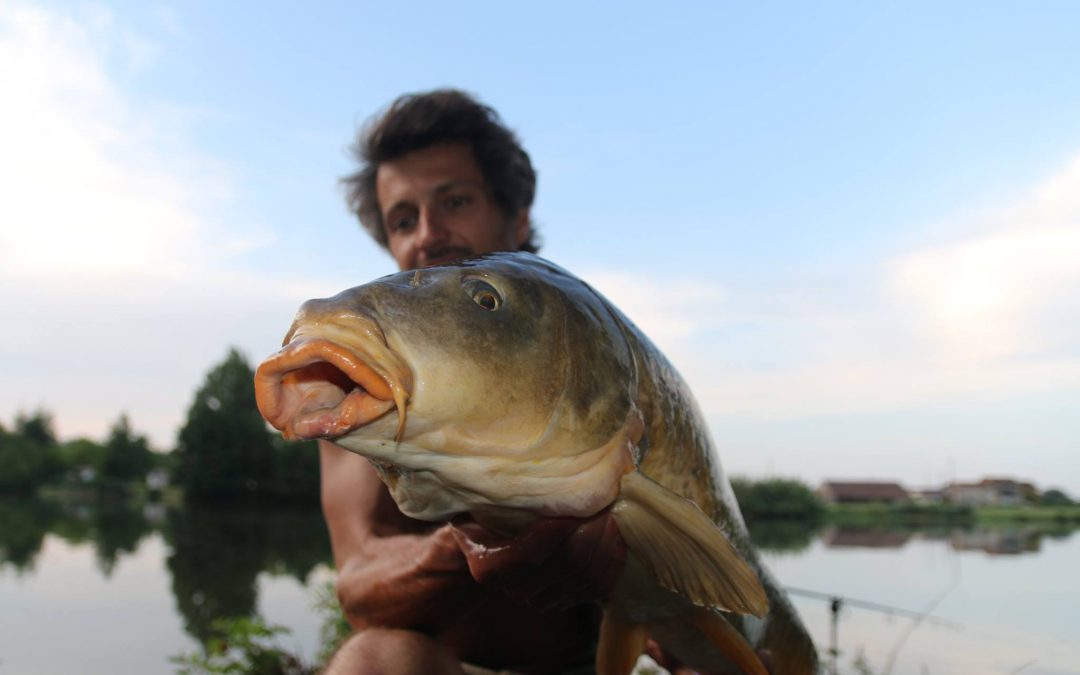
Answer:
[{"xmin": 462, "ymin": 278, "xmax": 502, "ymax": 311}]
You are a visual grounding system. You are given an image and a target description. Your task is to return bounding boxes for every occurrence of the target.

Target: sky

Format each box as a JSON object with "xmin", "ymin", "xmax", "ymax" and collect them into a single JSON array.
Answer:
[{"xmin": 2, "ymin": 1, "xmax": 1078, "ymax": 495}]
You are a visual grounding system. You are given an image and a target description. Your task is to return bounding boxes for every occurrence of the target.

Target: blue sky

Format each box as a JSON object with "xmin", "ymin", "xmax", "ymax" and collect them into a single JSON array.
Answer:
[{"xmin": 2, "ymin": 1, "xmax": 1078, "ymax": 494}]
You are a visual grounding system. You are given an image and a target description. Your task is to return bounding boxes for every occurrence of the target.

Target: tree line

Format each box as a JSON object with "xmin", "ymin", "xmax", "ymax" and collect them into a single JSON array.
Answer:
[
  {"xmin": 0, "ymin": 348, "xmax": 319, "ymax": 504},
  {"xmin": 0, "ymin": 409, "xmax": 158, "ymax": 493}
]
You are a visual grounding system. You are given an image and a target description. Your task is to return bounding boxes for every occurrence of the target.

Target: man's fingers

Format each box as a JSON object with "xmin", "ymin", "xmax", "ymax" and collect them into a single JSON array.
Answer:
[
  {"xmin": 449, "ymin": 509, "xmax": 628, "ymax": 610},
  {"xmin": 448, "ymin": 517, "xmax": 577, "ymax": 582}
]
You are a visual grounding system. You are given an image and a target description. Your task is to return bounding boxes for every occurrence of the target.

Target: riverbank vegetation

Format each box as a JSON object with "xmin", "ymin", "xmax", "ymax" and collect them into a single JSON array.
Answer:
[
  {"xmin": 827, "ymin": 500, "xmax": 1080, "ymax": 525},
  {"xmin": 731, "ymin": 477, "xmax": 826, "ymax": 520},
  {"xmin": 731, "ymin": 477, "xmax": 1078, "ymax": 529},
  {"xmin": 0, "ymin": 348, "xmax": 320, "ymax": 505},
  {"xmin": 173, "ymin": 349, "xmax": 319, "ymax": 505},
  {"xmin": 0, "ymin": 409, "xmax": 164, "ymax": 496}
]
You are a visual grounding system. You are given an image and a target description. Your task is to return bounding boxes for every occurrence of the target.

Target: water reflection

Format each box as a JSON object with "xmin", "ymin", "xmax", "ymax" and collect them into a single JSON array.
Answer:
[
  {"xmin": 0, "ymin": 497, "xmax": 61, "ymax": 572},
  {"xmin": 817, "ymin": 524, "xmax": 1064, "ymax": 556},
  {"xmin": 4, "ymin": 495, "xmax": 1078, "ymax": 674},
  {"xmin": 92, "ymin": 502, "xmax": 156, "ymax": 575},
  {"xmin": 745, "ymin": 517, "xmax": 822, "ymax": 554},
  {"xmin": 0, "ymin": 496, "xmax": 158, "ymax": 575},
  {"xmin": 821, "ymin": 528, "xmax": 913, "ymax": 549},
  {"xmin": 163, "ymin": 505, "xmax": 331, "ymax": 642},
  {"xmin": 741, "ymin": 516, "xmax": 1079, "ymax": 558},
  {"xmin": 948, "ymin": 527, "xmax": 1042, "ymax": 555},
  {"xmin": 0, "ymin": 496, "xmax": 332, "ymax": 646}
]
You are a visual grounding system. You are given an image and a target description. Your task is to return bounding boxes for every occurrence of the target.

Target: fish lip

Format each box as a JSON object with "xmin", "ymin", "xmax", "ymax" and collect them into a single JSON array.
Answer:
[{"xmin": 254, "ymin": 336, "xmax": 411, "ymax": 441}]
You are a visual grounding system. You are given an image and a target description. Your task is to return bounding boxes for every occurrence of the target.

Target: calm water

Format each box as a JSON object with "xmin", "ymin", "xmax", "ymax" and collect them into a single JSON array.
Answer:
[{"xmin": 1, "ymin": 497, "xmax": 1078, "ymax": 675}]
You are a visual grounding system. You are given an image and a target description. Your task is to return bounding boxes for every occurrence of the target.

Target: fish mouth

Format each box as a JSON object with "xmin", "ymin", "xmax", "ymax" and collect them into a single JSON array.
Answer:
[{"xmin": 254, "ymin": 335, "xmax": 411, "ymax": 442}]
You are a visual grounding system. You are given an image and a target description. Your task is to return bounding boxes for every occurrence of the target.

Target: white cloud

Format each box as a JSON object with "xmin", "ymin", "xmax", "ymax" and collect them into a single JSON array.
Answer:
[
  {"xmin": 0, "ymin": 4, "xmax": 354, "ymax": 447},
  {"xmin": 0, "ymin": 4, "xmax": 203, "ymax": 279},
  {"xmin": 577, "ymin": 155, "xmax": 1080, "ymax": 427},
  {"xmin": 886, "ymin": 151, "xmax": 1080, "ymax": 363},
  {"xmin": 551, "ymin": 159, "xmax": 1080, "ymax": 495},
  {"xmin": 582, "ymin": 270, "xmax": 728, "ymax": 348},
  {"xmin": 891, "ymin": 224, "xmax": 1080, "ymax": 362}
]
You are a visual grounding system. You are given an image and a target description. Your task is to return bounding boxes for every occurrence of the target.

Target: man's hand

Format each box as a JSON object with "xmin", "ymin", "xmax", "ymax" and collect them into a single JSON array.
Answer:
[
  {"xmin": 336, "ymin": 524, "xmax": 478, "ymax": 631},
  {"xmin": 448, "ymin": 508, "xmax": 627, "ymax": 611}
]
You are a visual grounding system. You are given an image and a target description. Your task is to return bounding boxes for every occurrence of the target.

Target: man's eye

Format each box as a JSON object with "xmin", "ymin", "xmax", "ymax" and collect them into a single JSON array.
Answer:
[
  {"xmin": 445, "ymin": 195, "xmax": 471, "ymax": 209},
  {"xmin": 390, "ymin": 215, "xmax": 416, "ymax": 232}
]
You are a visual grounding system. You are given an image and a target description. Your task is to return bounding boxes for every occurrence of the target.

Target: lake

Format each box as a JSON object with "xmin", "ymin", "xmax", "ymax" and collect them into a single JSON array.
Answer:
[{"xmin": 1, "ymin": 497, "xmax": 1078, "ymax": 674}]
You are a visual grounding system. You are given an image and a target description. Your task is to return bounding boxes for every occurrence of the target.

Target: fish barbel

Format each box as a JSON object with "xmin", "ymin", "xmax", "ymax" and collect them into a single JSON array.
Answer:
[{"xmin": 254, "ymin": 252, "xmax": 818, "ymax": 675}]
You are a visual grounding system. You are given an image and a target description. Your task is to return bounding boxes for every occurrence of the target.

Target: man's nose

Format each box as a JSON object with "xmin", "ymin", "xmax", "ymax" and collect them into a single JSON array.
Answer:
[{"xmin": 415, "ymin": 208, "xmax": 448, "ymax": 247}]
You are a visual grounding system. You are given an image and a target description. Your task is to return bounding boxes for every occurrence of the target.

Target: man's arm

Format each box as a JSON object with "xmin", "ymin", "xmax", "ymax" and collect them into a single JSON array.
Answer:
[
  {"xmin": 319, "ymin": 438, "xmax": 633, "ymax": 670},
  {"xmin": 322, "ymin": 436, "xmax": 628, "ymax": 616},
  {"xmin": 319, "ymin": 439, "xmax": 610, "ymax": 667},
  {"xmin": 320, "ymin": 439, "xmax": 478, "ymax": 632}
]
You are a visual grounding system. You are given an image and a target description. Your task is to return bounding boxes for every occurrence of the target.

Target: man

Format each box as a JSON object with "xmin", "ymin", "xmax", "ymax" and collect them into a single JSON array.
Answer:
[{"xmin": 322, "ymin": 89, "xmax": 625, "ymax": 674}]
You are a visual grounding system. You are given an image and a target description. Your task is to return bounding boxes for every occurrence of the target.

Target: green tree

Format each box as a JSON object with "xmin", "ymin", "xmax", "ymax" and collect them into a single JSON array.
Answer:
[
  {"xmin": 175, "ymin": 348, "xmax": 278, "ymax": 500},
  {"xmin": 1040, "ymin": 488, "xmax": 1073, "ymax": 506},
  {"xmin": 15, "ymin": 409, "xmax": 57, "ymax": 446},
  {"xmin": 101, "ymin": 414, "xmax": 154, "ymax": 483},
  {"xmin": 731, "ymin": 477, "xmax": 826, "ymax": 520},
  {"xmin": 0, "ymin": 432, "xmax": 41, "ymax": 492},
  {"xmin": 59, "ymin": 438, "xmax": 108, "ymax": 476},
  {"xmin": 0, "ymin": 410, "xmax": 64, "ymax": 491},
  {"xmin": 267, "ymin": 435, "xmax": 321, "ymax": 505}
]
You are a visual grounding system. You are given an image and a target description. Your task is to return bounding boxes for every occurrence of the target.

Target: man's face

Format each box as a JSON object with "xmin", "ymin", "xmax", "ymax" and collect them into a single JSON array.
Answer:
[{"xmin": 376, "ymin": 142, "xmax": 529, "ymax": 271}]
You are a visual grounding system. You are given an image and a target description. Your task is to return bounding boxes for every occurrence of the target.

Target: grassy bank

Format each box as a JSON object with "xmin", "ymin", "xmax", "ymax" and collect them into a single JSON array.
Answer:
[
  {"xmin": 826, "ymin": 503, "xmax": 1080, "ymax": 525},
  {"xmin": 826, "ymin": 502, "xmax": 974, "ymax": 525},
  {"xmin": 975, "ymin": 505, "xmax": 1080, "ymax": 523}
]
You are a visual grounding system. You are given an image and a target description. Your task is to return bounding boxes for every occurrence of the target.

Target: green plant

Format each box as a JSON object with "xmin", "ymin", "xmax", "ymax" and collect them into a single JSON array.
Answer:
[
  {"xmin": 170, "ymin": 616, "xmax": 314, "ymax": 675},
  {"xmin": 731, "ymin": 477, "xmax": 825, "ymax": 520},
  {"xmin": 313, "ymin": 580, "xmax": 352, "ymax": 666},
  {"xmin": 850, "ymin": 648, "xmax": 878, "ymax": 675}
]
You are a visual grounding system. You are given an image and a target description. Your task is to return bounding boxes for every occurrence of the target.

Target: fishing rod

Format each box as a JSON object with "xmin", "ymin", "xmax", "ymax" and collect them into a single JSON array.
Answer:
[
  {"xmin": 785, "ymin": 586, "xmax": 962, "ymax": 628},
  {"xmin": 784, "ymin": 586, "xmax": 963, "ymax": 675}
]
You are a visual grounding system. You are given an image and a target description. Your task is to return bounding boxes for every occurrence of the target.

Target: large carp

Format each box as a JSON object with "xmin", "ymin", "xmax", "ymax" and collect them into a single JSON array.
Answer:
[{"xmin": 254, "ymin": 252, "xmax": 818, "ymax": 675}]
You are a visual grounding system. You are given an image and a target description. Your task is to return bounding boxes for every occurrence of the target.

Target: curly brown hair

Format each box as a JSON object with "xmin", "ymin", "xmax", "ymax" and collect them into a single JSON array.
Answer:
[{"xmin": 342, "ymin": 89, "xmax": 539, "ymax": 253}]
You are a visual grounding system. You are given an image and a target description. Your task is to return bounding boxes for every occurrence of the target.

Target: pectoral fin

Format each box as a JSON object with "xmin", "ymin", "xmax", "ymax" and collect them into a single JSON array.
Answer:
[
  {"xmin": 611, "ymin": 471, "xmax": 768, "ymax": 616},
  {"xmin": 597, "ymin": 609, "xmax": 648, "ymax": 675}
]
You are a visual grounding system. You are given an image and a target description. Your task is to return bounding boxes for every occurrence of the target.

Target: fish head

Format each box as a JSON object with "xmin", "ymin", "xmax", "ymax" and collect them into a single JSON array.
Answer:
[{"xmin": 255, "ymin": 252, "xmax": 641, "ymax": 522}]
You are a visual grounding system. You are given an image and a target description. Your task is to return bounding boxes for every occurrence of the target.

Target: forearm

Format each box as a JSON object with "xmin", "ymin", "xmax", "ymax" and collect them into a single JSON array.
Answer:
[
  {"xmin": 319, "ymin": 442, "xmax": 607, "ymax": 666},
  {"xmin": 319, "ymin": 441, "xmax": 481, "ymax": 631},
  {"xmin": 336, "ymin": 525, "xmax": 479, "ymax": 631}
]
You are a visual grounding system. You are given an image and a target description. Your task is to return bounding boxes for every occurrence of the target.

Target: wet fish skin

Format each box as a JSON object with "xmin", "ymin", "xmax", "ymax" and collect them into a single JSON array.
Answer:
[{"xmin": 255, "ymin": 252, "xmax": 819, "ymax": 675}]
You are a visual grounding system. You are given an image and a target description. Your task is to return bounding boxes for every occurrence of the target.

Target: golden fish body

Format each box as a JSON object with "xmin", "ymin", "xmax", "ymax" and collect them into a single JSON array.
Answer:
[{"xmin": 255, "ymin": 252, "xmax": 818, "ymax": 675}]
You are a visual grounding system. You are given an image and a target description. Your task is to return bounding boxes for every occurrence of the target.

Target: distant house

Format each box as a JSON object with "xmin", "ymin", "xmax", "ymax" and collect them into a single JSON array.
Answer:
[
  {"xmin": 946, "ymin": 478, "xmax": 1035, "ymax": 506},
  {"xmin": 817, "ymin": 481, "xmax": 909, "ymax": 504},
  {"xmin": 910, "ymin": 488, "xmax": 945, "ymax": 504}
]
